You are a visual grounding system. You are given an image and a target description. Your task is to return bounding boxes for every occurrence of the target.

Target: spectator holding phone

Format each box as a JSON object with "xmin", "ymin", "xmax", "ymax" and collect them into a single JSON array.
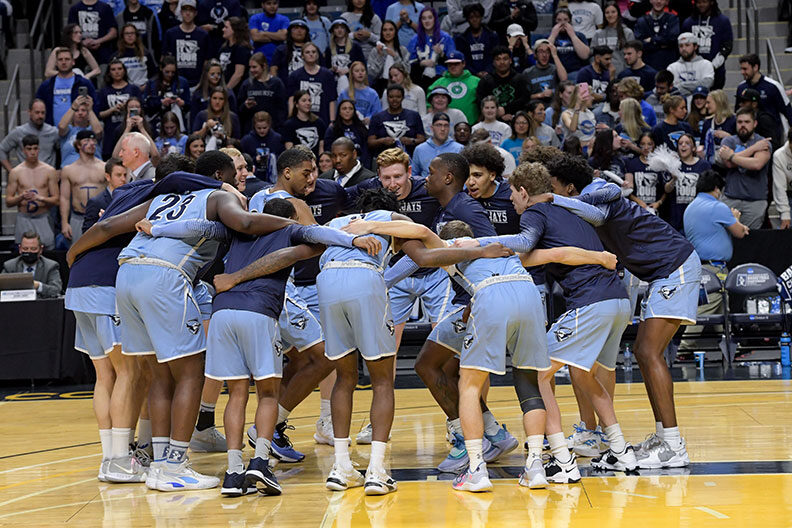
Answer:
[
  {"xmin": 560, "ymin": 83, "xmax": 596, "ymax": 153},
  {"xmin": 154, "ymin": 111, "xmax": 188, "ymax": 157},
  {"xmin": 97, "ymin": 59, "xmax": 142, "ymax": 160},
  {"xmin": 142, "ymin": 55, "xmax": 190, "ymax": 135},
  {"xmin": 35, "ymin": 48, "xmax": 98, "ymax": 127}
]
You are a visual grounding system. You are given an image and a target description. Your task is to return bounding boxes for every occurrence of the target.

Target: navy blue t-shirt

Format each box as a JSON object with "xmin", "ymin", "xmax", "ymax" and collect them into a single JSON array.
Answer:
[
  {"xmin": 368, "ymin": 108, "xmax": 424, "ymax": 155},
  {"xmin": 218, "ymin": 43, "xmax": 252, "ymax": 88},
  {"xmin": 286, "ymin": 67, "xmax": 337, "ymax": 125},
  {"xmin": 68, "ymin": 1, "xmax": 118, "ymax": 64},
  {"xmin": 651, "ymin": 120, "xmax": 694, "ymax": 151},
  {"xmin": 238, "ymin": 76, "xmax": 287, "ymax": 130},
  {"xmin": 97, "ymin": 83, "xmax": 142, "ymax": 160},
  {"xmin": 324, "ymin": 123, "xmax": 371, "ymax": 168},
  {"xmin": 455, "ymin": 29, "xmax": 500, "ymax": 75},
  {"xmin": 323, "ymin": 42, "xmax": 366, "ymax": 73},
  {"xmin": 665, "ymin": 158, "xmax": 711, "ymax": 233},
  {"xmin": 163, "ymin": 26, "xmax": 211, "ymax": 86},
  {"xmin": 295, "ymin": 178, "xmax": 351, "ymax": 286},
  {"xmin": 575, "ymin": 65, "xmax": 610, "ymax": 96},
  {"xmin": 213, "ymin": 224, "xmax": 304, "ymax": 319},
  {"xmin": 616, "ymin": 64, "xmax": 658, "ymax": 92},
  {"xmin": 240, "ymin": 130, "xmax": 285, "ymax": 181},
  {"xmin": 282, "ymin": 116, "xmax": 328, "ymax": 157},
  {"xmin": 625, "ymin": 156, "xmax": 665, "ymax": 206}
]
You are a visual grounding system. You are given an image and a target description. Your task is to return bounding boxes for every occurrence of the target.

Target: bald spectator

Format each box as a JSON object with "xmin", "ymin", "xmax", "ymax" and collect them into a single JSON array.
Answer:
[
  {"xmin": 319, "ymin": 137, "xmax": 376, "ymax": 187},
  {"xmin": 2, "ymin": 231, "xmax": 62, "ymax": 298},
  {"xmin": 0, "ymin": 100, "xmax": 60, "ymax": 172},
  {"xmin": 116, "ymin": 131, "xmax": 155, "ymax": 181}
]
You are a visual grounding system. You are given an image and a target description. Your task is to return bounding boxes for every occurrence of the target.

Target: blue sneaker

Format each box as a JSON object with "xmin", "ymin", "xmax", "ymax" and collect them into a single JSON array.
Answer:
[
  {"xmin": 438, "ymin": 434, "xmax": 496, "ymax": 473},
  {"xmin": 221, "ymin": 471, "xmax": 256, "ymax": 497},
  {"xmin": 245, "ymin": 457, "xmax": 282, "ymax": 496},
  {"xmin": 484, "ymin": 425, "xmax": 518, "ymax": 462},
  {"xmin": 271, "ymin": 422, "xmax": 305, "ymax": 463}
]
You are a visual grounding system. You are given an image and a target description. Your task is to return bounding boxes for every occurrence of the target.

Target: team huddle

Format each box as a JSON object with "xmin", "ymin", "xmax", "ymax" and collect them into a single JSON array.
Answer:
[{"xmin": 65, "ymin": 135, "xmax": 701, "ymax": 498}]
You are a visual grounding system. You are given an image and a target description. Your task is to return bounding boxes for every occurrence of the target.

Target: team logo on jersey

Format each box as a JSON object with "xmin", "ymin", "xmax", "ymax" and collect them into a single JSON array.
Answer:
[
  {"xmin": 110, "ymin": 315, "xmax": 121, "ymax": 327},
  {"xmin": 463, "ymin": 334, "xmax": 474, "ymax": 349},
  {"xmin": 554, "ymin": 327, "xmax": 573, "ymax": 342},
  {"xmin": 386, "ymin": 319, "xmax": 395, "ymax": 336},
  {"xmin": 384, "ymin": 120, "xmax": 409, "ymax": 139},
  {"xmin": 659, "ymin": 286, "xmax": 678, "ymax": 299},
  {"xmin": 186, "ymin": 319, "xmax": 201, "ymax": 335},
  {"xmin": 291, "ymin": 315, "xmax": 307, "ymax": 330},
  {"xmin": 452, "ymin": 319, "xmax": 467, "ymax": 334},
  {"xmin": 310, "ymin": 204, "xmax": 323, "ymax": 217},
  {"xmin": 274, "ymin": 341, "xmax": 283, "ymax": 357},
  {"xmin": 296, "ymin": 127, "xmax": 319, "ymax": 150},
  {"xmin": 447, "ymin": 81, "xmax": 468, "ymax": 99}
]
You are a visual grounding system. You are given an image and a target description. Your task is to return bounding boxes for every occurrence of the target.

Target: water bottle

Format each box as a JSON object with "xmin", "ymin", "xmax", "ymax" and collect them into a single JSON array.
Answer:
[
  {"xmin": 780, "ymin": 332, "xmax": 791, "ymax": 367},
  {"xmin": 623, "ymin": 343, "xmax": 633, "ymax": 370}
]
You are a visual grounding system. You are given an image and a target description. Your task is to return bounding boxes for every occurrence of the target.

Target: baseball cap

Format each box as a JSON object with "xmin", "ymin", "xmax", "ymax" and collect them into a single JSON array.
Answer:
[
  {"xmin": 180, "ymin": 0, "xmax": 197, "ymax": 9},
  {"xmin": 507, "ymin": 24, "xmax": 525, "ymax": 38},
  {"xmin": 533, "ymin": 38, "xmax": 552, "ymax": 48},
  {"xmin": 76, "ymin": 130, "xmax": 97, "ymax": 141},
  {"xmin": 432, "ymin": 112, "xmax": 450, "ymax": 124},
  {"xmin": 678, "ymin": 32, "xmax": 698, "ymax": 45},
  {"xmin": 444, "ymin": 50, "xmax": 465, "ymax": 64},
  {"xmin": 329, "ymin": 19, "xmax": 350, "ymax": 31},
  {"xmin": 289, "ymin": 19, "xmax": 309, "ymax": 29},
  {"xmin": 428, "ymin": 86, "xmax": 452, "ymax": 102},
  {"xmin": 692, "ymin": 86, "xmax": 709, "ymax": 98},
  {"xmin": 740, "ymin": 88, "xmax": 760, "ymax": 103}
]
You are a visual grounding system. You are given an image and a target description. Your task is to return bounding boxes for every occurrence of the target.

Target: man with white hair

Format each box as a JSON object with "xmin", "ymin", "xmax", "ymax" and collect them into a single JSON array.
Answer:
[
  {"xmin": 118, "ymin": 131, "xmax": 156, "ymax": 181},
  {"xmin": 666, "ymin": 32, "xmax": 714, "ymax": 97}
]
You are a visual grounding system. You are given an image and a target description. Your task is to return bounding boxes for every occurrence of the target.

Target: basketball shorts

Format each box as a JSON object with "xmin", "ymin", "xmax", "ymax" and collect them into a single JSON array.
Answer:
[
  {"xmin": 427, "ymin": 304, "xmax": 468, "ymax": 355},
  {"xmin": 641, "ymin": 250, "xmax": 702, "ymax": 325},
  {"xmin": 279, "ymin": 281, "xmax": 324, "ymax": 352},
  {"xmin": 205, "ymin": 309, "xmax": 283, "ymax": 381},
  {"xmin": 193, "ymin": 280, "xmax": 215, "ymax": 322},
  {"xmin": 388, "ymin": 267, "xmax": 453, "ymax": 324}
]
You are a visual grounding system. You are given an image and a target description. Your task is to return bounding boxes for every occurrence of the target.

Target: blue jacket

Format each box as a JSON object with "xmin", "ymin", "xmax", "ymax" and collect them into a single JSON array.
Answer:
[
  {"xmin": 35, "ymin": 75, "xmax": 98, "ymax": 126},
  {"xmin": 634, "ymin": 12, "xmax": 680, "ymax": 71},
  {"xmin": 411, "ymin": 137, "xmax": 463, "ymax": 177}
]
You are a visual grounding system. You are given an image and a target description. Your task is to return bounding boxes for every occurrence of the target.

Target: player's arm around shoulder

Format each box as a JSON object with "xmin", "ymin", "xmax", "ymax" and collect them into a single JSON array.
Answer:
[{"xmin": 209, "ymin": 190, "xmax": 296, "ymax": 235}]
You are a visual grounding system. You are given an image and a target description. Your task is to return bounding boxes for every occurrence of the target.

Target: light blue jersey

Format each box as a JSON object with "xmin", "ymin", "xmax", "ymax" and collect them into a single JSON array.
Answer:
[
  {"xmin": 119, "ymin": 189, "xmax": 220, "ymax": 281},
  {"xmin": 248, "ymin": 187, "xmax": 294, "ymax": 213},
  {"xmin": 320, "ymin": 210, "xmax": 393, "ymax": 270}
]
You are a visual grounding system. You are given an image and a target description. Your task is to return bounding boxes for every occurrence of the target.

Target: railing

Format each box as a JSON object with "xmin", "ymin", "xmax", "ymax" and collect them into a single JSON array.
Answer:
[
  {"xmin": 734, "ymin": 0, "xmax": 760, "ymax": 55},
  {"xmin": 3, "ymin": 65, "xmax": 20, "ymax": 137},
  {"xmin": 766, "ymin": 39, "xmax": 784, "ymax": 85},
  {"xmin": 28, "ymin": 0, "xmax": 56, "ymax": 97}
]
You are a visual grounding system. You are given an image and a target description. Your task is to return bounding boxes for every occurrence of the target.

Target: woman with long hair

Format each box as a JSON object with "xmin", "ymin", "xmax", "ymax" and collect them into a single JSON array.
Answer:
[
  {"xmin": 271, "ymin": 19, "xmax": 314, "ymax": 84},
  {"xmin": 143, "ymin": 55, "xmax": 191, "ymax": 134},
  {"xmin": 562, "ymin": 135, "xmax": 583, "ymax": 157},
  {"xmin": 287, "ymin": 42, "xmax": 337, "ymax": 125},
  {"xmin": 589, "ymin": 129, "xmax": 626, "ymax": 180},
  {"xmin": 591, "ymin": 1, "xmax": 634, "ymax": 75},
  {"xmin": 652, "ymin": 94, "xmax": 693, "ymax": 151},
  {"xmin": 624, "ymin": 132, "xmax": 667, "ymax": 212},
  {"xmin": 594, "ymin": 80, "xmax": 621, "ymax": 128},
  {"xmin": 382, "ymin": 63, "xmax": 426, "ymax": 116},
  {"xmin": 318, "ymin": 150, "xmax": 334, "ymax": 173},
  {"xmin": 112, "ymin": 24, "xmax": 157, "ymax": 90},
  {"xmin": 687, "ymin": 89, "xmax": 710, "ymax": 140},
  {"xmin": 111, "ymin": 97, "xmax": 159, "ymax": 161},
  {"xmin": 185, "ymin": 133, "xmax": 206, "ymax": 161},
  {"xmin": 407, "ymin": 7, "xmax": 456, "ymax": 89},
  {"xmin": 303, "ymin": 0, "xmax": 332, "ymax": 54},
  {"xmin": 97, "ymin": 59, "xmax": 143, "ymax": 160},
  {"xmin": 472, "ymin": 96, "xmax": 511, "ymax": 146},
  {"xmin": 155, "ymin": 111, "xmax": 188, "ymax": 156},
  {"xmin": 561, "ymin": 84, "xmax": 596, "ymax": 152},
  {"xmin": 219, "ymin": 16, "xmax": 253, "ymax": 93},
  {"xmin": 324, "ymin": 99, "xmax": 370, "ymax": 166},
  {"xmin": 701, "ymin": 88, "xmax": 736, "ymax": 149},
  {"xmin": 501, "ymin": 111, "xmax": 532, "ymax": 164},
  {"xmin": 325, "ymin": 18, "xmax": 367, "ymax": 94},
  {"xmin": 665, "ymin": 132, "xmax": 711, "ymax": 232},
  {"xmin": 238, "ymin": 52, "xmax": 287, "ymax": 132},
  {"xmin": 342, "ymin": 0, "xmax": 383, "ymax": 58},
  {"xmin": 45, "ymin": 24, "xmax": 101, "ymax": 80},
  {"xmin": 337, "ymin": 61, "xmax": 381, "ymax": 124},
  {"xmin": 283, "ymin": 89, "xmax": 328, "ymax": 156},
  {"xmin": 615, "ymin": 97, "xmax": 650, "ymax": 157},
  {"xmin": 548, "ymin": 80, "xmax": 575, "ymax": 130},
  {"xmin": 368, "ymin": 19, "xmax": 411, "ymax": 95},
  {"xmin": 526, "ymin": 101, "xmax": 561, "ymax": 147},
  {"xmin": 191, "ymin": 59, "xmax": 238, "ymax": 126},
  {"xmin": 545, "ymin": 8, "xmax": 590, "ymax": 80},
  {"xmin": 192, "ymin": 87, "xmax": 241, "ymax": 142}
]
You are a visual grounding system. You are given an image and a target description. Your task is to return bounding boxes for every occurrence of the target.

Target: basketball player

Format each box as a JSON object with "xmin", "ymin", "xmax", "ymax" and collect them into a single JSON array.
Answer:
[
  {"xmin": 542, "ymin": 156, "xmax": 703, "ymax": 469},
  {"xmin": 60, "ymin": 130, "xmax": 107, "ymax": 244},
  {"xmin": 65, "ymin": 154, "xmax": 231, "ymax": 483},
  {"xmin": 68, "ymin": 151, "xmax": 295, "ymax": 491},
  {"xmin": 5, "ymin": 135, "xmax": 59, "ymax": 250}
]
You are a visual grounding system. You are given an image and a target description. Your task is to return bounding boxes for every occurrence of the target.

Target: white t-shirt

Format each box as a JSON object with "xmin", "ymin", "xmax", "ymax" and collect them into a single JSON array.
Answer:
[
  {"xmin": 472, "ymin": 120, "xmax": 512, "ymax": 147},
  {"xmin": 381, "ymin": 84, "xmax": 426, "ymax": 116},
  {"xmin": 568, "ymin": 1, "xmax": 603, "ymax": 40}
]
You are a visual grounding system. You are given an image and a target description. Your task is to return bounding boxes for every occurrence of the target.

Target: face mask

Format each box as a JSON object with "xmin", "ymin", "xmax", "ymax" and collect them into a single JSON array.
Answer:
[{"xmin": 20, "ymin": 252, "xmax": 39, "ymax": 265}]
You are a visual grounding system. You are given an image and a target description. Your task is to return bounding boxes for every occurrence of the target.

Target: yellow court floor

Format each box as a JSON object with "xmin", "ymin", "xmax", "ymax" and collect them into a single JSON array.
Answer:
[{"xmin": 2, "ymin": 379, "xmax": 792, "ymax": 527}]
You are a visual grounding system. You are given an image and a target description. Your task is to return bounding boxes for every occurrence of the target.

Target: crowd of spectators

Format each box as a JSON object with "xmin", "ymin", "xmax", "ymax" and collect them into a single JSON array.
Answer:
[{"xmin": 1, "ymin": 0, "xmax": 792, "ymax": 275}]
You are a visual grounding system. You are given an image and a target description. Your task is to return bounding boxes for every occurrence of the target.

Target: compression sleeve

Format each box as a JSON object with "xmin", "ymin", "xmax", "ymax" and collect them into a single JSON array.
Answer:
[
  {"xmin": 293, "ymin": 224, "xmax": 357, "ymax": 247},
  {"xmin": 552, "ymin": 195, "xmax": 608, "ymax": 226},
  {"xmin": 384, "ymin": 255, "xmax": 420, "ymax": 288},
  {"xmin": 579, "ymin": 182, "xmax": 622, "ymax": 204},
  {"xmin": 476, "ymin": 229, "xmax": 540, "ymax": 253}
]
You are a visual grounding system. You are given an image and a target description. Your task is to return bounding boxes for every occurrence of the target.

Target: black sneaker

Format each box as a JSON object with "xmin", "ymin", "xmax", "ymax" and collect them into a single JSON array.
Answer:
[
  {"xmin": 271, "ymin": 421, "xmax": 305, "ymax": 463},
  {"xmin": 221, "ymin": 471, "xmax": 256, "ymax": 497},
  {"xmin": 245, "ymin": 457, "xmax": 282, "ymax": 496}
]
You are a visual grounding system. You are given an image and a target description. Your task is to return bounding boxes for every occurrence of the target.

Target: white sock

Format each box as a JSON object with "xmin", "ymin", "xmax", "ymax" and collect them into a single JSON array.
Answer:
[
  {"xmin": 152, "ymin": 437, "xmax": 169, "ymax": 462},
  {"xmin": 465, "ymin": 438, "xmax": 484, "ymax": 469},
  {"xmin": 167, "ymin": 439, "xmax": 189, "ymax": 465},
  {"xmin": 255, "ymin": 437, "xmax": 272, "ymax": 460},
  {"xmin": 137, "ymin": 419, "xmax": 152, "ymax": 449},
  {"xmin": 655, "ymin": 421, "xmax": 664, "ymax": 438},
  {"xmin": 547, "ymin": 432, "xmax": 572, "ymax": 463},
  {"xmin": 99, "ymin": 429, "xmax": 112, "ymax": 460},
  {"xmin": 277, "ymin": 404, "xmax": 291, "ymax": 425},
  {"xmin": 604, "ymin": 423, "xmax": 626, "ymax": 453},
  {"xmin": 526, "ymin": 434, "xmax": 544, "ymax": 459},
  {"xmin": 450, "ymin": 418, "xmax": 463, "ymax": 436},
  {"xmin": 111, "ymin": 428, "xmax": 132, "ymax": 459},
  {"xmin": 369, "ymin": 440, "xmax": 387, "ymax": 473},
  {"xmin": 579, "ymin": 421, "xmax": 589, "ymax": 430},
  {"xmin": 334, "ymin": 437, "xmax": 352, "ymax": 469},
  {"xmin": 227, "ymin": 449, "xmax": 244, "ymax": 473},
  {"xmin": 128, "ymin": 427, "xmax": 136, "ymax": 445},
  {"xmin": 663, "ymin": 426, "xmax": 682, "ymax": 450},
  {"xmin": 320, "ymin": 399, "xmax": 332, "ymax": 419},
  {"xmin": 482, "ymin": 411, "xmax": 500, "ymax": 436}
]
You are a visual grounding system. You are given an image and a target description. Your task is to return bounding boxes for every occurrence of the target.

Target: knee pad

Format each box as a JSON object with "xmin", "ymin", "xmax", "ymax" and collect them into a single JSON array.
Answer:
[{"xmin": 513, "ymin": 369, "xmax": 545, "ymax": 414}]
